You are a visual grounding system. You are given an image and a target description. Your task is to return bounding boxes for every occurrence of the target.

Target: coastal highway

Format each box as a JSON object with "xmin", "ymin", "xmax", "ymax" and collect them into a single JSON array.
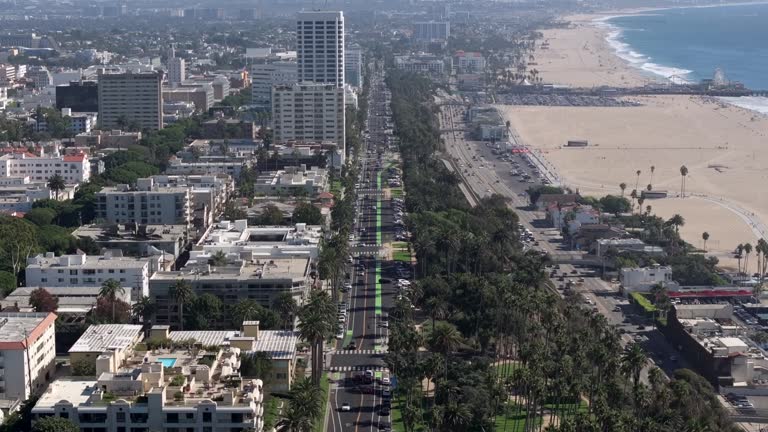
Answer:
[{"xmin": 438, "ymin": 96, "xmax": 688, "ymax": 380}]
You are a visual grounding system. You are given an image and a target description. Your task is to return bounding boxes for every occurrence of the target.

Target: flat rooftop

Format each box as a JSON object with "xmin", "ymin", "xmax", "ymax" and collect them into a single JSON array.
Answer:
[
  {"xmin": 27, "ymin": 252, "xmax": 150, "ymax": 269},
  {"xmin": 168, "ymin": 329, "xmax": 298, "ymax": 360},
  {"xmin": 69, "ymin": 324, "xmax": 143, "ymax": 353},
  {"xmin": 151, "ymin": 257, "xmax": 310, "ymax": 282},
  {"xmin": 0, "ymin": 312, "xmax": 56, "ymax": 348},
  {"xmin": 73, "ymin": 224, "xmax": 188, "ymax": 242},
  {"xmin": 33, "ymin": 379, "xmax": 97, "ymax": 411}
]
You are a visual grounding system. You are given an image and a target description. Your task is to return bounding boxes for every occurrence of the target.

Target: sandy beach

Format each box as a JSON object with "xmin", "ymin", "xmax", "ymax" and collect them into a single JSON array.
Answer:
[{"xmin": 497, "ymin": 17, "xmax": 768, "ymax": 268}]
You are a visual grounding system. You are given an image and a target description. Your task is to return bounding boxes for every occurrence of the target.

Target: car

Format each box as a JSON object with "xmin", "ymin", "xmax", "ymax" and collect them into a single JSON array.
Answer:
[
  {"xmin": 346, "ymin": 342, "xmax": 357, "ymax": 350},
  {"xmin": 380, "ymin": 321, "xmax": 389, "ymax": 328},
  {"xmin": 340, "ymin": 403, "xmax": 351, "ymax": 412},
  {"xmin": 637, "ymin": 325, "xmax": 646, "ymax": 330},
  {"xmin": 380, "ymin": 406, "xmax": 391, "ymax": 416},
  {"xmin": 382, "ymin": 389, "xmax": 391, "ymax": 398},
  {"xmin": 336, "ymin": 331, "xmax": 344, "ymax": 339},
  {"xmin": 381, "ymin": 377, "xmax": 391, "ymax": 386}
]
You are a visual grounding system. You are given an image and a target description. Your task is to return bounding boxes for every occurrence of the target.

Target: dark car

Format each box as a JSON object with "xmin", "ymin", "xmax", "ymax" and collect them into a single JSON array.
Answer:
[
  {"xmin": 346, "ymin": 341, "xmax": 357, "ymax": 350},
  {"xmin": 380, "ymin": 406, "xmax": 391, "ymax": 416}
]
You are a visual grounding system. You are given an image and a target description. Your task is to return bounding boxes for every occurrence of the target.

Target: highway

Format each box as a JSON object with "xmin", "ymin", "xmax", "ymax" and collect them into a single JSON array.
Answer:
[{"xmin": 327, "ymin": 67, "xmax": 396, "ymax": 432}]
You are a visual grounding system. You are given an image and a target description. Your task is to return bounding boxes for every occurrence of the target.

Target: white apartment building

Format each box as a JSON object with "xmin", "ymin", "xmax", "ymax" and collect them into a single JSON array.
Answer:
[
  {"xmin": 96, "ymin": 183, "xmax": 192, "ymax": 227},
  {"xmin": 250, "ymin": 61, "xmax": 297, "ymax": 107},
  {"xmin": 0, "ymin": 312, "xmax": 57, "ymax": 402},
  {"xmin": 455, "ymin": 51, "xmax": 486, "ymax": 73},
  {"xmin": 165, "ymin": 155, "xmax": 252, "ymax": 179},
  {"xmin": 345, "ymin": 44, "xmax": 363, "ymax": 88},
  {"xmin": 272, "ymin": 82, "xmax": 345, "ymax": 156},
  {"xmin": 26, "ymin": 251, "xmax": 151, "ymax": 300},
  {"xmin": 414, "ymin": 21, "xmax": 451, "ymax": 41},
  {"xmin": 254, "ymin": 165, "xmax": 328, "ymax": 196},
  {"xmin": 98, "ymin": 70, "xmax": 163, "ymax": 130},
  {"xmin": 394, "ymin": 54, "xmax": 449, "ymax": 76},
  {"xmin": 0, "ymin": 176, "xmax": 58, "ymax": 213},
  {"xmin": 143, "ymin": 175, "xmax": 234, "ymax": 228},
  {"xmin": 195, "ymin": 220, "xmax": 323, "ymax": 260},
  {"xmin": 0, "ymin": 152, "xmax": 90, "ymax": 184},
  {"xmin": 167, "ymin": 57, "xmax": 186, "ymax": 85},
  {"xmin": 297, "ymin": 11, "xmax": 345, "ymax": 87},
  {"xmin": 0, "ymin": 64, "xmax": 16, "ymax": 82},
  {"xmin": 620, "ymin": 266, "xmax": 675, "ymax": 293}
]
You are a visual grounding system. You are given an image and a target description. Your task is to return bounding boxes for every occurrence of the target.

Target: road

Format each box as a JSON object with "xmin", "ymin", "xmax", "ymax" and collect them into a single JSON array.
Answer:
[
  {"xmin": 327, "ymin": 67, "xmax": 398, "ymax": 432},
  {"xmin": 438, "ymin": 95, "xmax": 689, "ymax": 381}
]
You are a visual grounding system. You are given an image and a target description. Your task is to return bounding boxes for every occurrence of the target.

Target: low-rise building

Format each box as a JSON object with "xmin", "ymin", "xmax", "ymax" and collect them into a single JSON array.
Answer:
[
  {"xmin": 165, "ymin": 155, "xmax": 252, "ymax": 179},
  {"xmin": 67, "ymin": 323, "xmax": 144, "ymax": 371},
  {"xmin": 163, "ymin": 84, "xmax": 214, "ymax": 111},
  {"xmin": 144, "ymin": 175, "xmax": 234, "ymax": 228},
  {"xmin": 0, "ymin": 176, "xmax": 59, "ymax": 212},
  {"xmin": 1, "ymin": 286, "xmax": 129, "ymax": 316},
  {"xmin": 620, "ymin": 266, "xmax": 674, "ymax": 292},
  {"xmin": 25, "ymin": 251, "xmax": 152, "ymax": 301},
  {"xmin": 161, "ymin": 320, "xmax": 298, "ymax": 392},
  {"xmin": 150, "ymin": 256, "xmax": 312, "ymax": 327},
  {"xmin": 0, "ymin": 312, "xmax": 57, "ymax": 402},
  {"xmin": 455, "ymin": 51, "xmax": 486, "ymax": 73},
  {"xmin": 74, "ymin": 129, "xmax": 142, "ymax": 149},
  {"xmin": 595, "ymin": 238, "xmax": 665, "ymax": 257},
  {"xmin": 547, "ymin": 204, "xmax": 600, "ymax": 235},
  {"xmin": 467, "ymin": 106, "xmax": 508, "ymax": 141},
  {"xmin": 535, "ymin": 193, "xmax": 580, "ymax": 211},
  {"xmin": 195, "ymin": 220, "xmax": 322, "ymax": 260},
  {"xmin": 0, "ymin": 151, "xmax": 90, "ymax": 184},
  {"xmin": 394, "ymin": 53, "xmax": 451, "ymax": 76},
  {"xmin": 34, "ymin": 334, "xmax": 265, "ymax": 431},
  {"xmin": 73, "ymin": 224, "xmax": 188, "ymax": 259},
  {"xmin": 96, "ymin": 182, "xmax": 193, "ymax": 227},
  {"xmin": 202, "ymin": 118, "xmax": 257, "ymax": 140},
  {"xmin": 254, "ymin": 165, "xmax": 328, "ymax": 197}
]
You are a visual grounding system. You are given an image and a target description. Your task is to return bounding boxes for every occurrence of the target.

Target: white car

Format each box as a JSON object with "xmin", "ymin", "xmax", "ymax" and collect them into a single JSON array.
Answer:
[
  {"xmin": 381, "ymin": 377, "xmax": 391, "ymax": 386},
  {"xmin": 340, "ymin": 403, "xmax": 351, "ymax": 412}
]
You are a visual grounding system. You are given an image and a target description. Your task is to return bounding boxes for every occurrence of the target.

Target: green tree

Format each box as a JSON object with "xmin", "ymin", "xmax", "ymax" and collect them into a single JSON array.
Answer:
[
  {"xmin": 46, "ymin": 174, "xmax": 66, "ymax": 200},
  {"xmin": 0, "ymin": 270, "xmax": 17, "ymax": 297},
  {"xmin": 258, "ymin": 204, "xmax": 285, "ymax": 225},
  {"xmin": 0, "ymin": 216, "xmax": 39, "ymax": 275},
  {"xmin": 169, "ymin": 279, "xmax": 194, "ymax": 331},
  {"xmin": 99, "ymin": 279, "xmax": 126, "ymax": 323},
  {"xmin": 272, "ymin": 291, "xmax": 298, "ymax": 330},
  {"xmin": 298, "ymin": 290, "xmax": 336, "ymax": 385},
  {"xmin": 72, "ymin": 358, "xmax": 96, "ymax": 376},
  {"xmin": 24, "ymin": 207, "xmax": 57, "ymax": 226},
  {"xmin": 208, "ymin": 250, "xmax": 228, "ymax": 267},
  {"xmin": 680, "ymin": 165, "xmax": 689, "ymax": 197},
  {"xmin": 702, "ymin": 232, "xmax": 710, "ymax": 251},
  {"xmin": 292, "ymin": 202, "xmax": 323, "ymax": 225},
  {"xmin": 31, "ymin": 416, "xmax": 79, "ymax": 432},
  {"xmin": 132, "ymin": 296, "xmax": 155, "ymax": 323}
]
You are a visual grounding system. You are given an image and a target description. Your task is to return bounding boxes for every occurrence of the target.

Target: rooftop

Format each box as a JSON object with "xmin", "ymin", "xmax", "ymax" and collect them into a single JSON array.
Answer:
[
  {"xmin": 27, "ymin": 251, "xmax": 150, "ymax": 269},
  {"xmin": 167, "ymin": 329, "xmax": 298, "ymax": 360},
  {"xmin": 69, "ymin": 324, "xmax": 143, "ymax": 353},
  {"xmin": 35, "ymin": 379, "xmax": 97, "ymax": 409},
  {"xmin": 73, "ymin": 224, "xmax": 188, "ymax": 243},
  {"xmin": 1, "ymin": 286, "xmax": 125, "ymax": 314},
  {"xmin": 151, "ymin": 256, "xmax": 310, "ymax": 282},
  {"xmin": 0, "ymin": 312, "xmax": 56, "ymax": 349}
]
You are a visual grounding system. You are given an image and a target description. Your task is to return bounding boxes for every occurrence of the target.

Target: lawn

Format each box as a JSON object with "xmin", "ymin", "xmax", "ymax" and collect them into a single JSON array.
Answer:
[
  {"xmin": 390, "ymin": 396, "xmax": 428, "ymax": 432},
  {"xmin": 390, "ymin": 187, "xmax": 404, "ymax": 198},
  {"xmin": 493, "ymin": 361, "xmax": 521, "ymax": 378},
  {"xmin": 313, "ymin": 373, "xmax": 330, "ymax": 432},
  {"xmin": 630, "ymin": 292, "xmax": 657, "ymax": 313},
  {"xmin": 393, "ymin": 250, "xmax": 412, "ymax": 262},
  {"xmin": 330, "ymin": 180, "xmax": 342, "ymax": 195},
  {"xmin": 494, "ymin": 406, "xmax": 540, "ymax": 432}
]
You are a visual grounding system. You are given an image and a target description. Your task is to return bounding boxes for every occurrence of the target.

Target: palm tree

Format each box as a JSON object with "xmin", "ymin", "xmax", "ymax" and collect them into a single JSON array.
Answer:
[
  {"xmin": 272, "ymin": 292, "xmax": 298, "ymax": 330},
  {"xmin": 619, "ymin": 182, "xmax": 627, "ymax": 197},
  {"xmin": 744, "ymin": 242, "xmax": 753, "ymax": 275},
  {"xmin": 208, "ymin": 250, "xmax": 228, "ymax": 267},
  {"xmin": 99, "ymin": 279, "xmax": 125, "ymax": 323},
  {"xmin": 649, "ymin": 165, "xmax": 655, "ymax": 187},
  {"xmin": 47, "ymin": 174, "xmax": 66, "ymax": 200},
  {"xmin": 668, "ymin": 214, "xmax": 685, "ymax": 234},
  {"xmin": 169, "ymin": 279, "xmax": 193, "ymax": 331},
  {"xmin": 132, "ymin": 296, "xmax": 155, "ymax": 323},
  {"xmin": 634, "ymin": 170, "xmax": 642, "ymax": 191},
  {"xmin": 428, "ymin": 321, "xmax": 463, "ymax": 383},
  {"xmin": 298, "ymin": 290, "xmax": 335, "ymax": 385},
  {"xmin": 232, "ymin": 299, "xmax": 262, "ymax": 324},
  {"xmin": 735, "ymin": 244, "xmax": 744, "ymax": 274},
  {"xmin": 679, "ymin": 165, "xmax": 688, "ymax": 197},
  {"xmin": 621, "ymin": 343, "xmax": 647, "ymax": 403},
  {"xmin": 702, "ymin": 232, "xmax": 710, "ymax": 251}
]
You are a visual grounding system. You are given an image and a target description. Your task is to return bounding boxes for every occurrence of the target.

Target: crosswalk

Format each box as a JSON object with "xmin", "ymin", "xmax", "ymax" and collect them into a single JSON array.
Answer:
[
  {"xmin": 329, "ymin": 365, "xmax": 389, "ymax": 372},
  {"xmin": 351, "ymin": 243, "xmax": 383, "ymax": 248},
  {"xmin": 333, "ymin": 349, "xmax": 387, "ymax": 355}
]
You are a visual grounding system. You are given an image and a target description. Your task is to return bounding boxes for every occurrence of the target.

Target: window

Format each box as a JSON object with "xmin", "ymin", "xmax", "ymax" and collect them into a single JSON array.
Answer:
[
  {"xmin": 117, "ymin": 412, "xmax": 126, "ymax": 422},
  {"xmin": 203, "ymin": 412, "xmax": 212, "ymax": 422},
  {"xmin": 166, "ymin": 413, "xmax": 179, "ymax": 423}
]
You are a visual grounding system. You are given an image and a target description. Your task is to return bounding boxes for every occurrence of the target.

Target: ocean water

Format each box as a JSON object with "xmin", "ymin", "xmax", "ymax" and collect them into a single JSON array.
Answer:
[{"xmin": 595, "ymin": 3, "xmax": 768, "ymax": 112}]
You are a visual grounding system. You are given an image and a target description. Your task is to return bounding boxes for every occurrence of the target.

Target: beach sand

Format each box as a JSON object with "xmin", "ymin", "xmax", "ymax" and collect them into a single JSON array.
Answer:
[{"xmin": 498, "ymin": 20, "xmax": 768, "ymax": 265}]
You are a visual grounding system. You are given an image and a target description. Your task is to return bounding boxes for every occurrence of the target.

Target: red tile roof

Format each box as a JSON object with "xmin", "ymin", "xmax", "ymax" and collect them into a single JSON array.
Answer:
[{"xmin": 62, "ymin": 154, "xmax": 86, "ymax": 162}]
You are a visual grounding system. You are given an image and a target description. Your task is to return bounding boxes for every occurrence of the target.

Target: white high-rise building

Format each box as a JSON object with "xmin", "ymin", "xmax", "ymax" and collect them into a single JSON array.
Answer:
[
  {"xmin": 167, "ymin": 57, "xmax": 185, "ymax": 85},
  {"xmin": 296, "ymin": 11, "xmax": 345, "ymax": 87},
  {"xmin": 272, "ymin": 82, "xmax": 345, "ymax": 153},
  {"xmin": 414, "ymin": 21, "xmax": 451, "ymax": 41},
  {"xmin": 345, "ymin": 44, "xmax": 363, "ymax": 88},
  {"xmin": 98, "ymin": 70, "xmax": 163, "ymax": 131}
]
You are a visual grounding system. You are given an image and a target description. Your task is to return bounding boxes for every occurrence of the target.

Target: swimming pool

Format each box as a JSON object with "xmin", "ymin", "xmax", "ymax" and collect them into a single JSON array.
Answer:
[{"xmin": 157, "ymin": 358, "xmax": 177, "ymax": 368}]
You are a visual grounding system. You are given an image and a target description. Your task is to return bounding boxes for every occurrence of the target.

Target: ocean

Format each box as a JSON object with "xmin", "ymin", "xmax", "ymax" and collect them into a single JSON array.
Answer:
[{"xmin": 596, "ymin": 3, "xmax": 768, "ymax": 113}]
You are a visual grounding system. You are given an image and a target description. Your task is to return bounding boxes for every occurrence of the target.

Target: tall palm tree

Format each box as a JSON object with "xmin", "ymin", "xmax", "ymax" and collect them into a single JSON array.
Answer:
[
  {"xmin": 649, "ymin": 165, "xmax": 655, "ymax": 187},
  {"xmin": 679, "ymin": 165, "xmax": 688, "ymax": 197},
  {"xmin": 47, "ymin": 174, "xmax": 66, "ymax": 200},
  {"xmin": 634, "ymin": 170, "xmax": 642, "ymax": 191},
  {"xmin": 272, "ymin": 292, "xmax": 298, "ymax": 330},
  {"xmin": 428, "ymin": 321, "xmax": 463, "ymax": 383},
  {"xmin": 169, "ymin": 279, "xmax": 193, "ymax": 331},
  {"xmin": 232, "ymin": 299, "xmax": 262, "ymax": 324},
  {"xmin": 619, "ymin": 182, "xmax": 627, "ymax": 197},
  {"xmin": 621, "ymin": 343, "xmax": 647, "ymax": 403},
  {"xmin": 99, "ymin": 279, "xmax": 125, "ymax": 323},
  {"xmin": 744, "ymin": 242, "xmax": 753, "ymax": 275},
  {"xmin": 702, "ymin": 232, "xmax": 710, "ymax": 251},
  {"xmin": 298, "ymin": 290, "xmax": 335, "ymax": 385},
  {"xmin": 132, "ymin": 296, "xmax": 155, "ymax": 323}
]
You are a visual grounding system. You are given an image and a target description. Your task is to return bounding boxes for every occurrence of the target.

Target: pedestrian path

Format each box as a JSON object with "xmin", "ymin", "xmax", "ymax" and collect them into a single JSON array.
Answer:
[
  {"xmin": 333, "ymin": 349, "xmax": 387, "ymax": 355},
  {"xmin": 329, "ymin": 365, "xmax": 388, "ymax": 372}
]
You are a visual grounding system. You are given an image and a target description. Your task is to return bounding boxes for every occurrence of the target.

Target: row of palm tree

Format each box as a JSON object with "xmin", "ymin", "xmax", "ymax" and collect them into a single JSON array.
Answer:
[{"xmin": 276, "ymin": 377, "xmax": 325, "ymax": 431}]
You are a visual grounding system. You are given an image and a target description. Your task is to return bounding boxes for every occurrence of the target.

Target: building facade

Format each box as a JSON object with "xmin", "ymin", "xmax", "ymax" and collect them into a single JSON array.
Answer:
[
  {"xmin": 0, "ymin": 152, "xmax": 90, "ymax": 184},
  {"xmin": 345, "ymin": 44, "xmax": 363, "ymax": 88},
  {"xmin": 167, "ymin": 57, "xmax": 186, "ymax": 85},
  {"xmin": 98, "ymin": 70, "xmax": 163, "ymax": 130},
  {"xmin": 414, "ymin": 21, "xmax": 450, "ymax": 41},
  {"xmin": 250, "ymin": 61, "xmax": 298, "ymax": 108},
  {"xmin": 96, "ymin": 183, "xmax": 193, "ymax": 227},
  {"xmin": 272, "ymin": 82, "xmax": 345, "ymax": 155},
  {"xmin": 0, "ymin": 312, "xmax": 57, "ymax": 402},
  {"xmin": 296, "ymin": 11, "xmax": 345, "ymax": 87}
]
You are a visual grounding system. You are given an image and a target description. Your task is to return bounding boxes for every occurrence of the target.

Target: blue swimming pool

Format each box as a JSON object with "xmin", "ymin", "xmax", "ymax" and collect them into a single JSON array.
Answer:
[{"xmin": 157, "ymin": 358, "xmax": 177, "ymax": 368}]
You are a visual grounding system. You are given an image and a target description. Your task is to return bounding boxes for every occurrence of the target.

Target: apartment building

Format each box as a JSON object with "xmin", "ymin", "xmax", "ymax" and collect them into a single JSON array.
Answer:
[
  {"xmin": 345, "ymin": 44, "xmax": 363, "ymax": 88},
  {"xmin": 250, "ymin": 61, "xmax": 297, "ymax": 108},
  {"xmin": 150, "ymin": 256, "xmax": 312, "ymax": 327},
  {"xmin": 163, "ymin": 83, "xmax": 213, "ymax": 112},
  {"xmin": 165, "ymin": 155, "xmax": 252, "ymax": 180},
  {"xmin": 33, "ymin": 329, "xmax": 265, "ymax": 431},
  {"xmin": 455, "ymin": 51, "xmax": 486, "ymax": 73},
  {"xmin": 96, "ymin": 182, "xmax": 192, "ymax": 227},
  {"xmin": 0, "ymin": 312, "xmax": 57, "ymax": 402},
  {"xmin": 296, "ymin": 11, "xmax": 345, "ymax": 87},
  {"xmin": 254, "ymin": 165, "xmax": 328, "ymax": 197},
  {"xmin": 0, "ymin": 152, "xmax": 90, "ymax": 184},
  {"xmin": 98, "ymin": 70, "xmax": 163, "ymax": 130},
  {"xmin": 146, "ymin": 175, "xmax": 234, "ymax": 228},
  {"xmin": 194, "ymin": 220, "xmax": 323, "ymax": 260},
  {"xmin": 271, "ymin": 82, "xmax": 345, "ymax": 155},
  {"xmin": 167, "ymin": 57, "xmax": 186, "ymax": 86},
  {"xmin": 25, "ymin": 251, "xmax": 152, "ymax": 300},
  {"xmin": 413, "ymin": 21, "xmax": 451, "ymax": 41}
]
